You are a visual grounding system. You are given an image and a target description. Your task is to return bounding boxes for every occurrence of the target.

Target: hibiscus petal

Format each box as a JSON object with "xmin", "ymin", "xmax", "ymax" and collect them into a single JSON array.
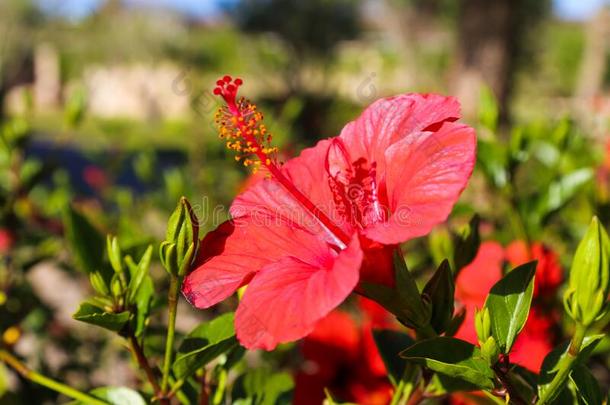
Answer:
[
  {"xmin": 231, "ymin": 139, "xmax": 352, "ymax": 245},
  {"xmin": 339, "ymin": 94, "xmax": 461, "ymax": 175},
  {"xmin": 234, "ymin": 235, "xmax": 362, "ymax": 350},
  {"xmin": 364, "ymin": 121, "xmax": 476, "ymax": 244},
  {"xmin": 182, "ymin": 216, "xmax": 339, "ymax": 309}
]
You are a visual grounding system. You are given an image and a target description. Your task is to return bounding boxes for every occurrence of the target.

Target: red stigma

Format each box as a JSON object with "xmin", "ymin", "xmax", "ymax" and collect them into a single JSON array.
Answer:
[{"xmin": 214, "ymin": 75, "xmax": 243, "ymax": 107}]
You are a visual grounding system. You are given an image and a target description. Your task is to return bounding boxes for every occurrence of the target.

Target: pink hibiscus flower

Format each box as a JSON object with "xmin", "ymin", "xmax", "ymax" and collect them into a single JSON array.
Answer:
[{"xmin": 182, "ymin": 76, "xmax": 476, "ymax": 350}]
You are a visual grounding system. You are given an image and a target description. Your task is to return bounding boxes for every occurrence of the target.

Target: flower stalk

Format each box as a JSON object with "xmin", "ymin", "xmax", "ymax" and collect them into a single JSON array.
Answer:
[
  {"xmin": 161, "ymin": 274, "xmax": 180, "ymax": 393},
  {"xmin": 536, "ymin": 324, "xmax": 587, "ymax": 405},
  {"xmin": 0, "ymin": 349, "xmax": 109, "ymax": 405},
  {"xmin": 159, "ymin": 197, "xmax": 199, "ymax": 397},
  {"xmin": 127, "ymin": 333, "xmax": 168, "ymax": 404}
]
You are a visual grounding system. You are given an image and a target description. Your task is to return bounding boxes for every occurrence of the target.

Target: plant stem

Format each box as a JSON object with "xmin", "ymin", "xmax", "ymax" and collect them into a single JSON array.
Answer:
[
  {"xmin": 390, "ymin": 363, "xmax": 418, "ymax": 405},
  {"xmin": 162, "ymin": 275, "xmax": 180, "ymax": 394},
  {"xmin": 127, "ymin": 334, "xmax": 167, "ymax": 404},
  {"xmin": 0, "ymin": 349, "xmax": 108, "ymax": 405},
  {"xmin": 493, "ymin": 363, "xmax": 528, "ymax": 405},
  {"xmin": 405, "ymin": 388, "xmax": 424, "ymax": 405},
  {"xmin": 537, "ymin": 325, "xmax": 587, "ymax": 405},
  {"xmin": 199, "ymin": 371, "xmax": 209, "ymax": 405},
  {"xmin": 167, "ymin": 378, "xmax": 185, "ymax": 399}
]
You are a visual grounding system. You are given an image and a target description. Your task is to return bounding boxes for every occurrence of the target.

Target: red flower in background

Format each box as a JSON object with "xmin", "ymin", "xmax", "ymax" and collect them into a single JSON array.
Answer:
[
  {"xmin": 505, "ymin": 241, "xmax": 563, "ymax": 298},
  {"xmin": 82, "ymin": 165, "xmax": 109, "ymax": 191},
  {"xmin": 294, "ymin": 298, "xmax": 395, "ymax": 405},
  {"xmin": 0, "ymin": 228, "xmax": 15, "ymax": 254},
  {"xmin": 455, "ymin": 241, "xmax": 562, "ymax": 372},
  {"xmin": 183, "ymin": 76, "xmax": 476, "ymax": 350}
]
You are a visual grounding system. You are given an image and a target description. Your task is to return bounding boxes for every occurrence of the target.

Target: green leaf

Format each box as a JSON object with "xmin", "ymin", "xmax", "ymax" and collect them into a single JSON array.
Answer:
[
  {"xmin": 126, "ymin": 245, "xmax": 153, "ymax": 304},
  {"xmin": 87, "ymin": 387, "xmax": 146, "ymax": 405},
  {"xmin": 445, "ymin": 307, "xmax": 466, "ymax": 337},
  {"xmin": 234, "ymin": 368, "xmax": 294, "ymax": 405},
  {"xmin": 400, "ymin": 337, "xmax": 494, "ymax": 389},
  {"xmin": 453, "ymin": 215, "xmax": 481, "ymax": 272},
  {"xmin": 72, "ymin": 302, "xmax": 129, "ymax": 332},
  {"xmin": 477, "ymin": 139, "xmax": 508, "ymax": 189},
  {"xmin": 63, "ymin": 205, "xmax": 105, "ymax": 274},
  {"xmin": 372, "ymin": 329, "xmax": 414, "ymax": 386},
  {"xmin": 570, "ymin": 365, "xmax": 602, "ymax": 405},
  {"xmin": 132, "ymin": 274, "xmax": 153, "ymax": 337},
  {"xmin": 173, "ymin": 313, "xmax": 237, "ymax": 380},
  {"xmin": 485, "ymin": 261, "xmax": 536, "ymax": 352},
  {"xmin": 361, "ymin": 251, "xmax": 429, "ymax": 329},
  {"xmin": 538, "ymin": 168, "xmax": 593, "ymax": 220},
  {"xmin": 422, "ymin": 260, "xmax": 455, "ymax": 334},
  {"xmin": 426, "ymin": 374, "xmax": 482, "ymax": 395}
]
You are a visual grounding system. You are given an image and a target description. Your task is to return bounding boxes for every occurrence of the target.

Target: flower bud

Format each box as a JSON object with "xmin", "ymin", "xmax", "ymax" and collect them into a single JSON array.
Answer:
[
  {"xmin": 480, "ymin": 336, "xmax": 500, "ymax": 365},
  {"xmin": 107, "ymin": 235, "xmax": 123, "ymax": 274},
  {"xmin": 475, "ymin": 307, "xmax": 491, "ymax": 345},
  {"xmin": 160, "ymin": 197, "xmax": 199, "ymax": 277},
  {"xmin": 110, "ymin": 273, "xmax": 124, "ymax": 298},
  {"xmin": 564, "ymin": 216, "xmax": 610, "ymax": 326}
]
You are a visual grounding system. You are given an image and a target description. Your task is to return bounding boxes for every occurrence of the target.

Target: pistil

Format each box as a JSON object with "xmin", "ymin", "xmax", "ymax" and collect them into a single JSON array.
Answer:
[{"xmin": 214, "ymin": 76, "xmax": 350, "ymax": 248}]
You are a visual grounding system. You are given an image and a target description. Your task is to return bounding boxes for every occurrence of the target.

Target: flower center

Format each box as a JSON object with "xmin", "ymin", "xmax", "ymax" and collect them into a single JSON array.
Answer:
[
  {"xmin": 213, "ymin": 76, "xmax": 351, "ymax": 248},
  {"xmin": 326, "ymin": 138, "xmax": 386, "ymax": 230}
]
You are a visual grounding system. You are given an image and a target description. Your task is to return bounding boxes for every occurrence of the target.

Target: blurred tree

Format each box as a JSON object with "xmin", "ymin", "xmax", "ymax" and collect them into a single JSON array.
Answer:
[
  {"xmin": 576, "ymin": 7, "xmax": 610, "ymax": 100},
  {"xmin": 0, "ymin": 0, "xmax": 42, "ymax": 118},
  {"xmin": 451, "ymin": 0, "xmax": 550, "ymax": 125},
  {"xmin": 230, "ymin": 0, "xmax": 362, "ymax": 92}
]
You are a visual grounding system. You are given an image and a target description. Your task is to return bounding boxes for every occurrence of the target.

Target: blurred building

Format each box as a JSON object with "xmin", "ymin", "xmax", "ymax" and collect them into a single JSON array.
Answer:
[{"xmin": 6, "ymin": 44, "xmax": 191, "ymax": 121}]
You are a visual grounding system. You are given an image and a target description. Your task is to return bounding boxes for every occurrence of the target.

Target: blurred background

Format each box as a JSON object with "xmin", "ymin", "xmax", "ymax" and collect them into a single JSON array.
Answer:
[{"xmin": 1, "ymin": 0, "xmax": 610, "ymax": 403}]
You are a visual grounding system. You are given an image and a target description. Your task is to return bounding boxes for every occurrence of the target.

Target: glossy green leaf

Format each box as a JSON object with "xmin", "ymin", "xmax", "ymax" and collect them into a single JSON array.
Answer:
[
  {"xmin": 426, "ymin": 374, "xmax": 482, "ymax": 395},
  {"xmin": 570, "ymin": 365, "xmax": 602, "ymax": 405},
  {"xmin": 422, "ymin": 260, "xmax": 455, "ymax": 334},
  {"xmin": 86, "ymin": 387, "xmax": 146, "ymax": 405},
  {"xmin": 173, "ymin": 313, "xmax": 237, "ymax": 379},
  {"xmin": 485, "ymin": 261, "xmax": 536, "ymax": 352},
  {"xmin": 63, "ymin": 205, "xmax": 104, "ymax": 274},
  {"xmin": 372, "ymin": 329, "xmax": 414, "ymax": 386},
  {"xmin": 72, "ymin": 302, "xmax": 129, "ymax": 332},
  {"xmin": 400, "ymin": 337, "xmax": 494, "ymax": 389}
]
